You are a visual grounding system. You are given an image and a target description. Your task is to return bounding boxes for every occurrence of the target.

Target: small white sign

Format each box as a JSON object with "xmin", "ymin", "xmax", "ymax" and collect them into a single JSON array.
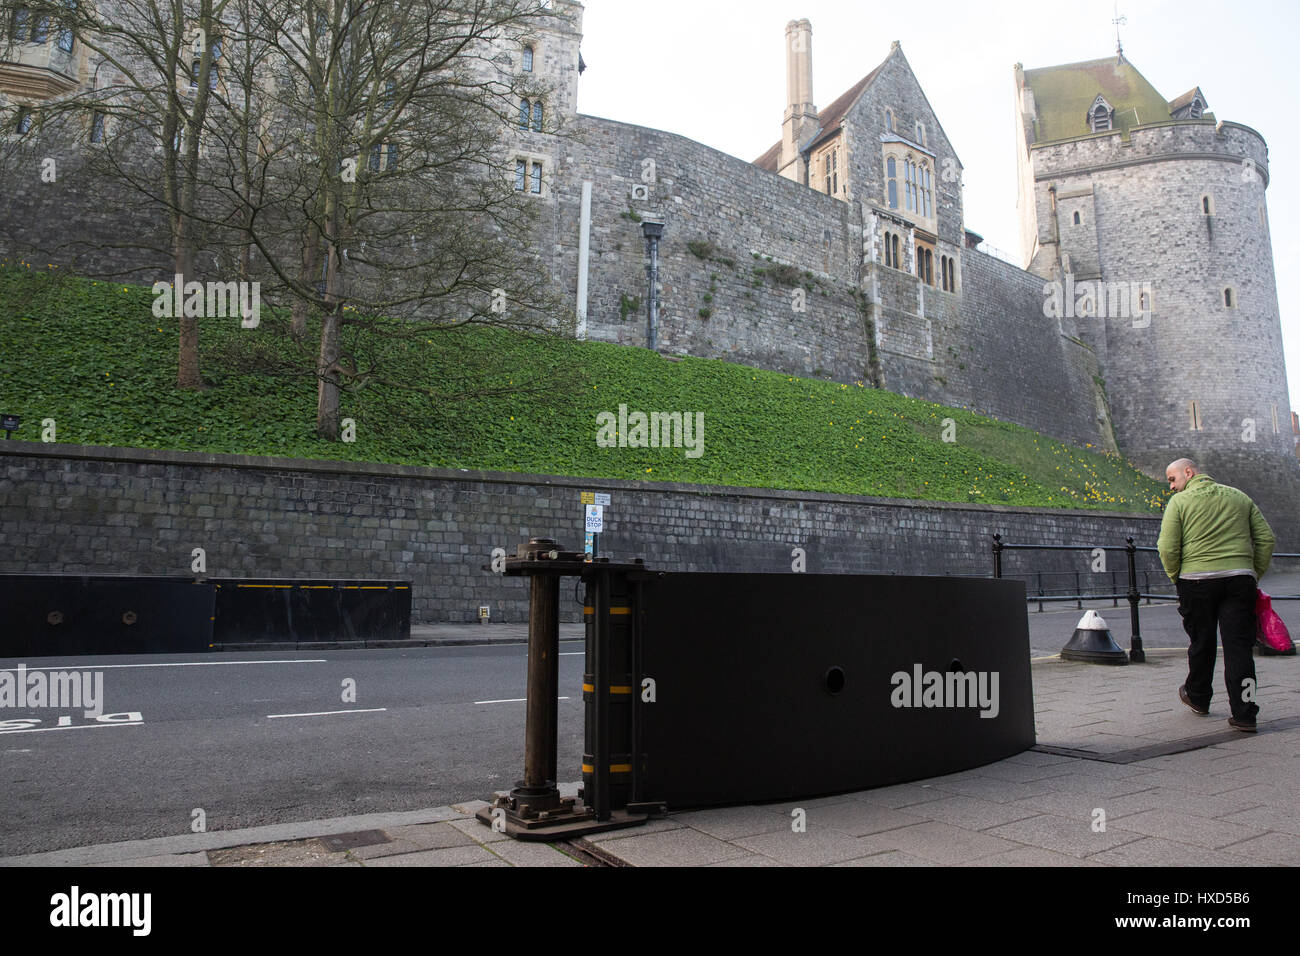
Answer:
[
  {"xmin": 593, "ymin": 493, "xmax": 611, "ymax": 506},
  {"xmin": 585, "ymin": 504, "xmax": 604, "ymax": 533}
]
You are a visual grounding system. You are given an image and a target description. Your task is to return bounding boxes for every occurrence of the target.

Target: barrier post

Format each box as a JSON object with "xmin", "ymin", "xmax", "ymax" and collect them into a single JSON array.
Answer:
[{"xmin": 1126, "ymin": 537, "xmax": 1146, "ymax": 663}]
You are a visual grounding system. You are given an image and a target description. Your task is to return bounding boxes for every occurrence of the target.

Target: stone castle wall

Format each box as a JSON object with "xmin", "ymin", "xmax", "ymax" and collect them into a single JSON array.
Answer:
[{"xmin": 0, "ymin": 443, "xmax": 1173, "ymax": 624}]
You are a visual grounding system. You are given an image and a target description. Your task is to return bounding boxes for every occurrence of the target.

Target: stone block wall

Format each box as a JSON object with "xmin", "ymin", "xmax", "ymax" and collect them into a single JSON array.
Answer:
[{"xmin": 1, "ymin": 443, "xmax": 1173, "ymax": 625}]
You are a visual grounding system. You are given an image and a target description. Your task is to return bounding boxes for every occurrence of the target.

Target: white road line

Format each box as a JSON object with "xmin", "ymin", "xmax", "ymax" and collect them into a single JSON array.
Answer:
[
  {"xmin": 0, "ymin": 722, "xmax": 143, "ymax": 735},
  {"xmin": 0, "ymin": 660, "xmax": 327, "ymax": 672},
  {"xmin": 266, "ymin": 708, "xmax": 387, "ymax": 719},
  {"xmin": 475, "ymin": 696, "xmax": 572, "ymax": 705},
  {"xmin": 559, "ymin": 652, "xmax": 583, "ymax": 656}
]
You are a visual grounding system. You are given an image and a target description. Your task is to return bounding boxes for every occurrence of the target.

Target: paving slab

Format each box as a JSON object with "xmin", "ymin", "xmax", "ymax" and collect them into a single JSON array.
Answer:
[
  {"xmin": 586, "ymin": 827, "xmax": 753, "ymax": 867},
  {"xmin": 983, "ymin": 813, "xmax": 1145, "ymax": 858}
]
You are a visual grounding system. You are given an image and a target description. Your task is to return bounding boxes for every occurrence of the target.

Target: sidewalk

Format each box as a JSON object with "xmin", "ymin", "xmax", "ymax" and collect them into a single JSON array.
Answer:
[{"xmin": 4, "ymin": 639, "xmax": 1296, "ymax": 867}]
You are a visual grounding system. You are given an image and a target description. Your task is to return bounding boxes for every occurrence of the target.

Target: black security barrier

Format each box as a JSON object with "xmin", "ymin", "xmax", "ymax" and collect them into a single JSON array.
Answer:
[
  {"xmin": 211, "ymin": 580, "xmax": 411, "ymax": 645},
  {"xmin": 0, "ymin": 574, "xmax": 215, "ymax": 657},
  {"xmin": 634, "ymin": 572, "xmax": 1036, "ymax": 807},
  {"xmin": 0, "ymin": 574, "xmax": 411, "ymax": 656},
  {"xmin": 481, "ymin": 539, "xmax": 1036, "ymax": 839}
]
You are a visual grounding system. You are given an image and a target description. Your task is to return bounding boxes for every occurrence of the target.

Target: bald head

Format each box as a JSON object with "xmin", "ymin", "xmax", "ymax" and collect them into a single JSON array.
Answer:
[{"xmin": 1165, "ymin": 458, "xmax": 1200, "ymax": 493}]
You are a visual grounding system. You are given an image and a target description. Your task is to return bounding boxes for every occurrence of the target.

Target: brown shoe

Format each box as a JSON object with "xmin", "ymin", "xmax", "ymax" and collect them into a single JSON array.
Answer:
[
  {"xmin": 1179, "ymin": 685, "xmax": 1208, "ymax": 715},
  {"xmin": 1228, "ymin": 717, "xmax": 1257, "ymax": 733}
]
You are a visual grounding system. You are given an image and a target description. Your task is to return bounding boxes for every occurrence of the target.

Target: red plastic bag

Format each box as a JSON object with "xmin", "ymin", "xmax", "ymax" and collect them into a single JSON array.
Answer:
[{"xmin": 1255, "ymin": 590, "xmax": 1294, "ymax": 653}]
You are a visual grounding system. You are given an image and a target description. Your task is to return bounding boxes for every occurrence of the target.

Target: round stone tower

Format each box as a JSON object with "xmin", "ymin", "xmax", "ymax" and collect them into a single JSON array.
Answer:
[{"xmin": 1015, "ymin": 55, "xmax": 1300, "ymax": 545}]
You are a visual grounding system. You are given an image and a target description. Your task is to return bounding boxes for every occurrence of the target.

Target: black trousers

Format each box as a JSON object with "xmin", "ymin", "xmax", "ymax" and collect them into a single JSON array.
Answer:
[{"xmin": 1175, "ymin": 575, "xmax": 1259, "ymax": 722}]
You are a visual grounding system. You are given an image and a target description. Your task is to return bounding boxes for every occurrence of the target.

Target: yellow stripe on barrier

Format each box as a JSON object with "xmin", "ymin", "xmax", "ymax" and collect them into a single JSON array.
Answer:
[
  {"xmin": 237, "ymin": 584, "xmax": 292, "ymax": 589},
  {"xmin": 582, "ymin": 683, "xmax": 595, "ymax": 693},
  {"xmin": 610, "ymin": 686, "xmax": 632, "ymax": 695},
  {"xmin": 582, "ymin": 606, "xmax": 631, "ymax": 615},
  {"xmin": 580, "ymin": 764, "xmax": 633, "ymax": 774}
]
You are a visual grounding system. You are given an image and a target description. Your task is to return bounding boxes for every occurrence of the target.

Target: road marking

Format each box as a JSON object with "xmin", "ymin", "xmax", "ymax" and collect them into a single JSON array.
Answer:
[
  {"xmin": 475, "ymin": 696, "xmax": 572, "ymax": 705},
  {"xmin": 0, "ymin": 660, "xmax": 327, "ymax": 672},
  {"xmin": 559, "ymin": 652, "xmax": 583, "ymax": 656},
  {"xmin": 0, "ymin": 721, "xmax": 143, "ymax": 735},
  {"xmin": 266, "ymin": 708, "xmax": 388, "ymax": 719}
]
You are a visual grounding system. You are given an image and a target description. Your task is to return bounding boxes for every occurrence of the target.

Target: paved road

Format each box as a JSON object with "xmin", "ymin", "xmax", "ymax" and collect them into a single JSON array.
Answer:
[{"xmin": 0, "ymin": 643, "xmax": 588, "ymax": 856}]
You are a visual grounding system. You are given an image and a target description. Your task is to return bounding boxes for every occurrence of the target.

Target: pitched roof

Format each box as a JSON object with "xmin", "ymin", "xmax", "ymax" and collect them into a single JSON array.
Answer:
[
  {"xmin": 1022, "ymin": 56, "xmax": 1179, "ymax": 143},
  {"xmin": 753, "ymin": 58, "xmax": 887, "ymax": 171},
  {"xmin": 1168, "ymin": 86, "xmax": 1208, "ymax": 115}
]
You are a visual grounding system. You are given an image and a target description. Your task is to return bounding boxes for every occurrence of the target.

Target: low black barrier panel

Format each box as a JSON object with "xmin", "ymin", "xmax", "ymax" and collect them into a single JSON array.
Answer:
[
  {"xmin": 634, "ymin": 573, "xmax": 1036, "ymax": 807},
  {"xmin": 0, "ymin": 574, "xmax": 214, "ymax": 657},
  {"xmin": 212, "ymin": 580, "xmax": 411, "ymax": 644}
]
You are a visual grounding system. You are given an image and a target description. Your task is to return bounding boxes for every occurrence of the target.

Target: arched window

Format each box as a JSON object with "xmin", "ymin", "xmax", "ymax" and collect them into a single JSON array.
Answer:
[
  {"xmin": 89, "ymin": 110, "xmax": 106, "ymax": 144},
  {"xmin": 532, "ymin": 100, "xmax": 543, "ymax": 132},
  {"xmin": 920, "ymin": 163, "xmax": 931, "ymax": 218},
  {"xmin": 886, "ymin": 157, "xmax": 898, "ymax": 209},
  {"xmin": 16, "ymin": 108, "xmax": 33, "ymax": 135},
  {"xmin": 1223, "ymin": 287, "xmax": 1234, "ymax": 308},
  {"xmin": 884, "ymin": 108, "xmax": 895, "ymax": 132},
  {"xmin": 522, "ymin": 45, "xmax": 534, "ymax": 72},
  {"xmin": 1202, "ymin": 195, "xmax": 1213, "ymax": 216},
  {"xmin": 1073, "ymin": 211, "xmax": 1081, "ymax": 225},
  {"xmin": 519, "ymin": 99, "xmax": 530, "ymax": 129}
]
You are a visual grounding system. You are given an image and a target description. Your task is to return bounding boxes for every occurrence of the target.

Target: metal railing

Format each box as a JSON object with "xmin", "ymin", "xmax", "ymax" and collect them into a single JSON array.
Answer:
[{"xmin": 991, "ymin": 534, "xmax": 1300, "ymax": 663}]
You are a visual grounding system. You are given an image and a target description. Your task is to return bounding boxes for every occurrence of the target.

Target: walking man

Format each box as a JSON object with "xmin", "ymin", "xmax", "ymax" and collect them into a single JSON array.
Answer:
[{"xmin": 1158, "ymin": 458, "xmax": 1274, "ymax": 731}]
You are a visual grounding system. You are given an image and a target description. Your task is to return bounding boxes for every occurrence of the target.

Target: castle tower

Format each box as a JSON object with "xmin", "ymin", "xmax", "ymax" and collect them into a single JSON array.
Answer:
[
  {"xmin": 778, "ymin": 18, "xmax": 818, "ymax": 184},
  {"xmin": 1016, "ymin": 56, "xmax": 1300, "ymax": 545}
]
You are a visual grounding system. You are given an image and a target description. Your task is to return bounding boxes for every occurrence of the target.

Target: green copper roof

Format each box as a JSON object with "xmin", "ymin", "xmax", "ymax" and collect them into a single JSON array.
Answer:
[{"xmin": 1023, "ymin": 57, "xmax": 1188, "ymax": 143}]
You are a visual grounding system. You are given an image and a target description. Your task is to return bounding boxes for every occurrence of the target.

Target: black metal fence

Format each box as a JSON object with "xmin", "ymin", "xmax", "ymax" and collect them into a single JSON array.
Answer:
[{"xmin": 991, "ymin": 534, "xmax": 1300, "ymax": 663}]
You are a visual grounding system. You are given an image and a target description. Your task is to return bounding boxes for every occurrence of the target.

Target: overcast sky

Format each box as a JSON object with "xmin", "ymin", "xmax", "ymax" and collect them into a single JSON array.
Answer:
[{"xmin": 573, "ymin": 0, "xmax": 1300, "ymax": 420}]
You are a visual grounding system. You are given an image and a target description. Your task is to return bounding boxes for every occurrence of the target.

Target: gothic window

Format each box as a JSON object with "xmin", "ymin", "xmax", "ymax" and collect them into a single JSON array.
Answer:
[
  {"xmin": 57, "ymin": 13, "xmax": 74, "ymax": 53},
  {"xmin": 519, "ymin": 99, "xmax": 530, "ymax": 129},
  {"xmin": 914, "ymin": 121, "xmax": 925, "ymax": 146},
  {"xmin": 905, "ymin": 160, "xmax": 915, "ymax": 212},
  {"xmin": 920, "ymin": 163, "xmax": 931, "ymax": 218},
  {"xmin": 532, "ymin": 100, "xmax": 543, "ymax": 132},
  {"xmin": 369, "ymin": 144, "xmax": 382, "ymax": 171},
  {"xmin": 11, "ymin": 8, "xmax": 30, "ymax": 41},
  {"xmin": 1073, "ymin": 211, "xmax": 1081, "ymax": 225},
  {"xmin": 916, "ymin": 247, "xmax": 933, "ymax": 285},
  {"xmin": 515, "ymin": 159, "xmax": 527, "ymax": 191},
  {"xmin": 29, "ymin": 11, "xmax": 49, "ymax": 43},
  {"xmin": 1223, "ymin": 287, "xmax": 1235, "ymax": 308},
  {"xmin": 1088, "ymin": 96, "xmax": 1113, "ymax": 133},
  {"xmin": 1188, "ymin": 98, "xmax": 1203, "ymax": 120},
  {"xmin": 387, "ymin": 143, "xmax": 398, "ymax": 170},
  {"xmin": 883, "ymin": 231, "xmax": 901, "ymax": 270},
  {"xmin": 89, "ymin": 110, "xmax": 105, "ymax": 144},
  {"xmin": 941, "ymin": 254, "xmax": 957, "ymax": 292},
  {"xmin": 16, "ymin": 108, "xmax": 33, "ymax": 136},
  {"xmin": 522, "ymin": 45, "xmax": 534, "ymax": 72},
  {"xmin": 886, "ymin": 156, "xmax": 898, "ymax": 209},
  {"xmin": 530, "ymin": 161, "xmax": 543, "ymax": 194},
  {"xmin": 1201, "ymin": 195, "xmax": 1213, "ymax": 216},
  {"xmin": 884, "ymin": 108, "xmax": 895, "ymax": 132},
  {"xmin": 823, "ymin": 147, "xmax": 839, "ymax": 196}
]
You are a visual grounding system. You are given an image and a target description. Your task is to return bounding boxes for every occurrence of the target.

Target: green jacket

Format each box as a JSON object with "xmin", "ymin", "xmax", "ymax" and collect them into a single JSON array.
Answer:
[{"xmin": 1157, "ymin": 474, "xmax": 1274, "ymax": 582}]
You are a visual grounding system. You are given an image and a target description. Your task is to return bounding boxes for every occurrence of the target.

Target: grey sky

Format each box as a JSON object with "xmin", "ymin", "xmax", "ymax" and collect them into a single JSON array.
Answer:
[{"xmin": 573, "ymin": 0, "xmax": 1300, "ymax": 421}]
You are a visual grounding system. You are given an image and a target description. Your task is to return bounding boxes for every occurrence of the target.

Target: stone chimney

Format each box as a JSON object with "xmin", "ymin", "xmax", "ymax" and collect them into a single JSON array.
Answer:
[{"xmin": 780, "ymin": 19, "xmax": 818, "ymax": 184}]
